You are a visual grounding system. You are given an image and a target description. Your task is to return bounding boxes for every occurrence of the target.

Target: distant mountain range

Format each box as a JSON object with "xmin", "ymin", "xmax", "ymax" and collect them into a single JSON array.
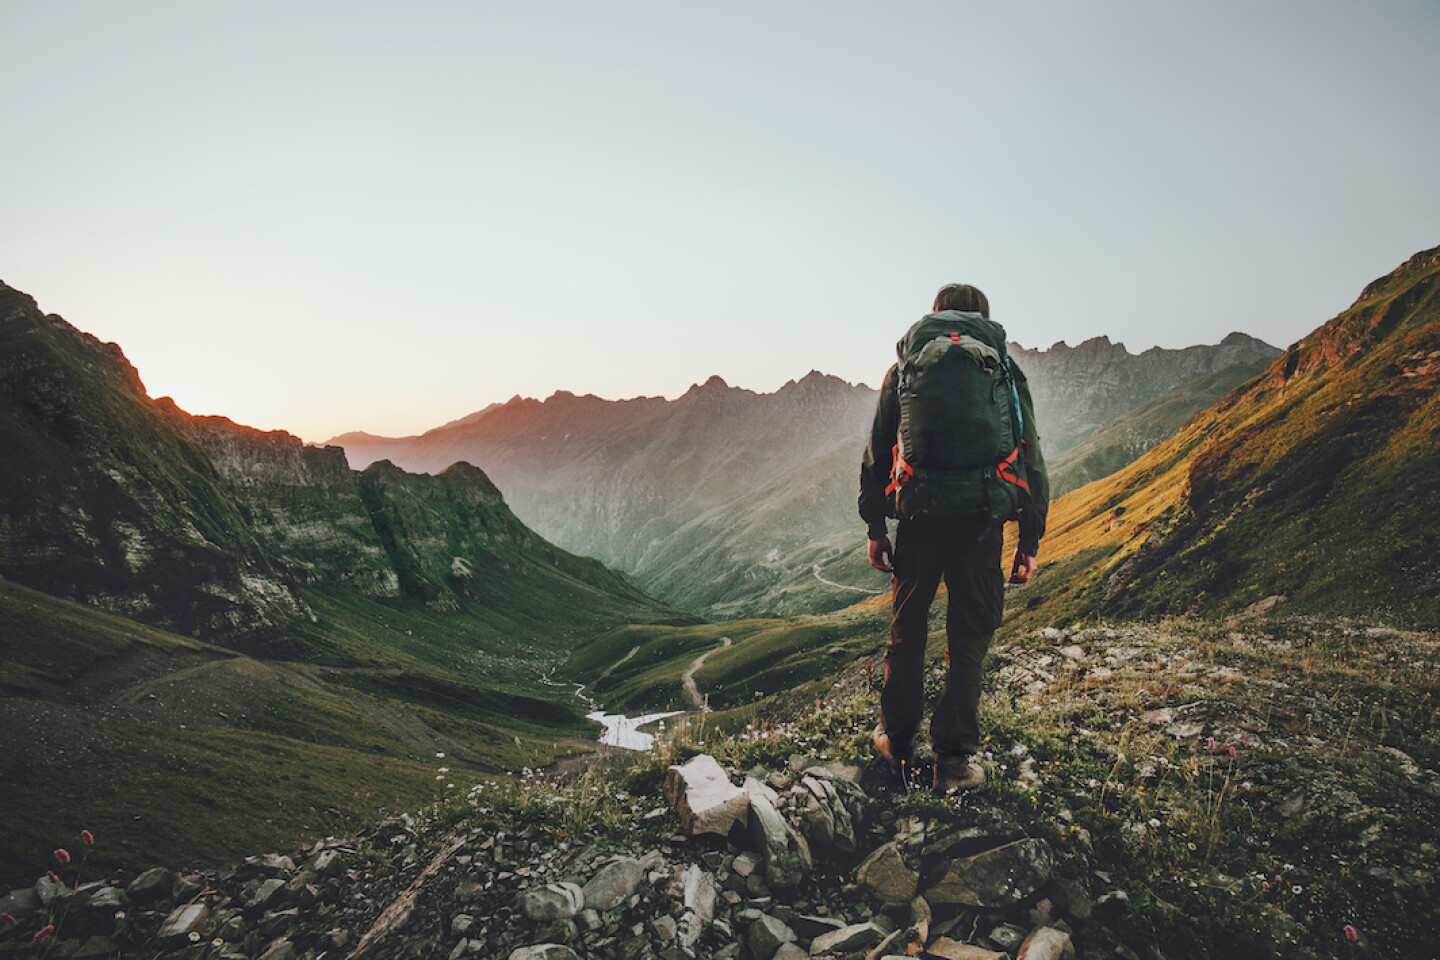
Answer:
[{"xmin": 331, "ymin": 335, "xmax": 1280, "ymax": 616}]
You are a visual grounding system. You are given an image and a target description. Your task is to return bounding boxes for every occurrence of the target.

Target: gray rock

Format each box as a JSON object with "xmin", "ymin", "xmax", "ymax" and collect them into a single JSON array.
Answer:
[
  {"xmin": 744, "ymin": 779, "xmax": 811, "ymax": 889},
  {"xmin": 449, "ymin": 940, "xmax": 479, "ymax": 960},
  {"xmin": 157, "ymin": 903, "xmax": 208, "ymax": 942},
  {"xmin": 987, "ymin": 923, "xmax": 1027, "ymax": 952},
  {"xmin": 126, "ymin": 867, "xmax": 172, "ymax": 904},
  {"xmin": 171, "ymin": 873, "xmax": 204, "ymax": 902},
  {"xmin": 248, "ymin": 878, "xmax": 286, "ymax": 910},
  {"xmin": 664, "ymin": 754, "xmax": 750, "ymax": 837},
  {"xmin": 856, "ymin": 843, "xmax": 918, "ymax": 906},
  {"xmin": 748, "ymin": 913, "xmax": 797, "ymax": 960},
  {"xmin": 650, "ymin": 915, "xmax": 678, "ymax": 942},
  {"xmin": 680, "ymin": 864, "xmax": 716, "ymax": 946},
  {"xmin": 925, "ymin": 838, "xmax": 1053, "ymax": 907},
  {"xmin": 583, "ymin": 857, "xmax": 644, "ymax": 912},
  {"xmin": 732, "ymin": 852, "xmax": 760, "ymax": 877},
  {"xmin": 305, "ymin": 849, "xmax": 343, "ymax": 878},
  {"xmin": 810, "ymin": 921, "xmax": 883, "ymax": 955},
  {"xmin": 34, "ymin": 873, "xmax": 67, "ymax": 908},
  {"xmin": 791, "ymin": 914, "xmax": 846, "ymax": 940},
  {"xmin": 1017, "ymin": 926, "xmax": 1072, "ymax": 960},
  {"xmin": 535, "ymin": 919, "xmax": 578, "ymax": 943},
  {"xmin": 520, "ymin": 882, "xmax": 585, "ymax": 921},
  {"xmin": 258, "ymin": 940, "xmax": 298, "ymax": 960},
  {"xmin": 84, "ymin": 886, "xmax": 125, "ymax": 914},
  {"xmin": 508, "ymin": 946, "xmax": 582, "ymax": 960},
  {"xmin": 774, "ymin": 946, "xmax": 809, "ymax": 960},
  {"xmin": 451, "ymin": 913, "xmax": 476, "ymax": 937},
  {"xmin": 577, "ymin": 909, "xmax": 603, "ymax": 931}
]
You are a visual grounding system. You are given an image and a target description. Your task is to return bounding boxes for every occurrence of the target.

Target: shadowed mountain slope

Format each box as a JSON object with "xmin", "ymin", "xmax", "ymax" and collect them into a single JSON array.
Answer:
[{"xmin": 0, "ymin": 279, "xmax": 685, "ymax": 880}]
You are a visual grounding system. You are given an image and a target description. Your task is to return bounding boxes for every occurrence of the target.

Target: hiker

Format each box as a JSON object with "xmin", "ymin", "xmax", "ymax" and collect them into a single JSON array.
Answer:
[{"xmin": 858, "ymin": 283, "xmax": 1049, "ymax": 792}]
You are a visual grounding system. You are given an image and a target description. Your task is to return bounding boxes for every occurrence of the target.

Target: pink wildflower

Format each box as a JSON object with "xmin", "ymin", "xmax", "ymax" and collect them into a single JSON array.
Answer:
[
  {"xmin": 33, "ymin": 924, "xmax": 55, "ymax": 946},
  {"xmin": 0, "ymin": 913, "xmax": 15, "ymax": 928},
  {"xmin": 46, "ymin": 870, "xmax": 60, "ymax": 884},
  {"xmin": 1344, "ymin": 925, "xmax": 1358, "ymax": 942},
  {"xmin": 80, "ymin": 829, "xmax": 94, "ymax": 846},
  {"xmin": 1207, "ymin": 737, "xmax": 1216, "ymax": 750},
  {"xmin": 53, "ymin": 848, "xmax": 70, "ymax": 865},
  {"xmin": 1228, "ymin": 745, "xmax": 1237, "ymax": 758},
  {"xmin": 1262, "ymin": 881, "xmax": 1270, "ymax": 891}
]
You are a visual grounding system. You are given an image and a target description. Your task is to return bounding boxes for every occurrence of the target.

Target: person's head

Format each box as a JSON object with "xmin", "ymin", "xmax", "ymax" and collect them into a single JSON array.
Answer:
[{"xmin": 933, "ymin": 283, "xmax": 989, "ymax": 317}]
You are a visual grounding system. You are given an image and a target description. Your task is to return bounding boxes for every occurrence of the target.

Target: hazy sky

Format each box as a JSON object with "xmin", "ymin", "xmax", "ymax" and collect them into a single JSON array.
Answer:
[{"xmin": 3, "ymin": 2, "xmax": 1437, "ymax": 441}]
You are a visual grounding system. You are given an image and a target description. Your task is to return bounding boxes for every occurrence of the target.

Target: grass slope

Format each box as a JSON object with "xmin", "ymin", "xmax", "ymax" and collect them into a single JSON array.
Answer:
[{"xmin": 1006, "ymin": 245, "xmax": 1440, "ymax": 629}]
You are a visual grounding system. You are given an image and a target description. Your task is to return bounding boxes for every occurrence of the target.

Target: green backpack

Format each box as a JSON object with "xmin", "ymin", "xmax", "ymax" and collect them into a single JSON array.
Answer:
[{"xmin": 885, "ymin": 310, "xmax": 1032, "ymax": 522}]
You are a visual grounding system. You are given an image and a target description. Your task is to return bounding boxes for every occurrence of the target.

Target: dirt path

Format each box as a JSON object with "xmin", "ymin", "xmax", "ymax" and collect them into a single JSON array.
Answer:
[
  {"xmin": 811, "ymin": 562, "xmax": 886, "ymax": 595},
  {"xmin": 681, "ymin": 637, "xmax": 731, "ymax": 712},
  {"xmin": 592, "ymin": 645, "xmax": 640, "ymax": 686}
]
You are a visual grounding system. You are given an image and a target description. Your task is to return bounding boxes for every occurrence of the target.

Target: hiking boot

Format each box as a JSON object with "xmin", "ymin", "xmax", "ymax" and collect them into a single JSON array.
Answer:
[
  {"xmin": 933, "ymin": 753, "xmax": 985, "ymax": 793},
  {"xmin": 872, "ymin": 724, "xmax": 912, "ymax": 783}
]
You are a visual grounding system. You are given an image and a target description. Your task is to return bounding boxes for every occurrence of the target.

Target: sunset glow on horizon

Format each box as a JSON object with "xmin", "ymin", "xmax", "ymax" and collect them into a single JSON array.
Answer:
[{"xmin": 3, "ymin": 2, "xmax": 1437, "ymax": 443}]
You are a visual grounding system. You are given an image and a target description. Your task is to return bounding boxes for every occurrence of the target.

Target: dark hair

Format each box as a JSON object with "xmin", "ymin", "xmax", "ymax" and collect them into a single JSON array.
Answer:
[{"xmin": 933, "ymin": 283, "xmax": 989, "ymax": 317}]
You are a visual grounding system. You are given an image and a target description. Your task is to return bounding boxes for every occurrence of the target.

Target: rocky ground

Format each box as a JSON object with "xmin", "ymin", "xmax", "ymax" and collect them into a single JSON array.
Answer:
[{"xmin": 1, "ymin": 616, "xmax": 1434, "ymax": 960}]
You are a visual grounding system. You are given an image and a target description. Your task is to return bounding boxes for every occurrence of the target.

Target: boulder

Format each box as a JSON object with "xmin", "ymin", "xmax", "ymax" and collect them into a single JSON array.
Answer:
[
  {"xmin": 126, "ymin": 867, "xmax": 172, "ymax": 904},
  {"xmin": 856, "ymin": 843, "xmax": 918, "ymax": 905},
  {"xmin": 681, "ymin": 864, "xmax": 717, "ymax": 946},
  {"xmin": 507, "ymin": 947, "xmax": 581, "ymax": 960},
  {"xmin": 810, "ymin": 921, "xmax": 884, "ymax": 954},
  {"xmin": 158, "ymin": 903, "xmax": 209, "ymax": 942},
  {"xmin": 519, "ymin": 882, "xmax": 584, "ymax": 921},
  {"xmin": 34, "ymin": 873, "xmax": 67, "ymax": 908},
  {"xmin": 1018, "ymin": 926, "xmax": 1074, "ymax": 960},
  {"xmin": 744, "ymin": 779, "xmax": 811, "ymax": 889},
  {"xmin": 925, "ymin": 838, "xmax": 1053, "ymax": 907},
  {"xmin": 664, "ymin": 755, "xmax": 750, "ymax": 837},
  {"xmin": 582, "ymin": 857, "xmax": 643, "ymax": 911},
  {"xmin": 747, "ymin": 913, "xmax": 797, "ymax": 960}
]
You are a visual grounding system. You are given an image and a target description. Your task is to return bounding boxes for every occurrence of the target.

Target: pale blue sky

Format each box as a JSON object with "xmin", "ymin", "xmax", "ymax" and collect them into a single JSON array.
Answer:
[{"xmin": 3, "ymin": 2, "xmax": 1437, "ymax": 441}]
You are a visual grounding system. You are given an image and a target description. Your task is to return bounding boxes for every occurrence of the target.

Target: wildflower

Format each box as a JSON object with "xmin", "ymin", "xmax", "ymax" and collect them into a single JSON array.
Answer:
[
  {"xmin": 1187, "ymin": 842, "xmax": 1197, "ymax": 851},
  {"xmin": 1207, "ymin": 737, "xmax": 1216, "ymax": 751},
  {"xmin": 114, "ymin": 911, "xmax": 126, "ymax": 920},
  {"xmin": 1148, "ymin": 818, "xmax": 1161, "ymax": 829},
  {"xmin": 438, "ymin": 767, "xmax": 449, "ymax": 773},
  {"xmin": 1262, "ymin": 881, "xmax": 1270, "ymax": 891},
  {"xmin": 53, "ymin": 848, "xmax": 71, "ymax": 865},
  {"xmin": 1344, "ymin": 925, "xmax": 1358, "ymax": 942},
  {"xmin": 46, "ymin": 870, "xmax": 60, "ymax": 884},
  {"xmin": 189, "ymin": 931, "xmax": 201, "ymax": 942},
  {"xmin": 213, "ymin": 938, "xmax": 225, "ymax": 947},
  {"xmin": 1292, "ymin": 884, "xmax": 1303, "ymax": 895},
  {"xmin": 1228, "ymin": 745, "xmax": 1237, "ymax": 759},
  {"xmin": 80, "ymin": 829, "xmax": 95, "ymax": 846},
  {"xmin": 436, "ymin": 752, "xmax": 445, "ymax": 758},
  {"xmin": 0, "ymin": 913, "xmax": 15, "ymax": 929},
  {"xmin": 34, "ymin": 925, "xmax": 55, "ymax": 946}
]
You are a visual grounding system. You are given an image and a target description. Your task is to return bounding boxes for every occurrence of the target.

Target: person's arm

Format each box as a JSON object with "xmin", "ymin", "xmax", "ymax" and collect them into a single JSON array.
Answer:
[
  {"xmin": 1011, "ymin": 359, "xmax": 1049, "ymax": 579},
  {"xmin": 859, "ymin": 365, "xmax": 900, "ymax": 570}
]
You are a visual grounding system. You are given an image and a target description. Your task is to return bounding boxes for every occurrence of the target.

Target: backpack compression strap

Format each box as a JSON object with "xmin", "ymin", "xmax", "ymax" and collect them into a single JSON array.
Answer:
[
  {"xmin": 996, "ymin": 443, "xmax": 1031, "ymax": 493},
  {"xmin": 885, "ymin": 444, "xmax": 914, "ymax": 496}
]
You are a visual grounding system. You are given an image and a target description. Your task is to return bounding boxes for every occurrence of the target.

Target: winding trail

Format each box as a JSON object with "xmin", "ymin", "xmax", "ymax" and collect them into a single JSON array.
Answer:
[
  {"xmin": 811, "ymin": 561, "xmax": 886, "ymax": 595},
  {"xmin": 593, "ymin": 645, "xmax": 640, "ymax": 686},
  {"xmin": 681, "ymin": 637, "xmax": 732, "ymax": 712}
]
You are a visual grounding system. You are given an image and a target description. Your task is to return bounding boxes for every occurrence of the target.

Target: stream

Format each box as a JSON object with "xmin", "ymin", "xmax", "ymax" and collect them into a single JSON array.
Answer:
[{"xmin": 538, "ymin": 670, "xmax": 680, "ymax": 752}]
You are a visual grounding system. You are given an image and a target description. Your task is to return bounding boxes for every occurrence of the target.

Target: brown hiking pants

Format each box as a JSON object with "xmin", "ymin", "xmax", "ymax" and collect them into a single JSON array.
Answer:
[{"xmin": 880, "ymin": 516, "xmax": 1005, "ymax": 759}]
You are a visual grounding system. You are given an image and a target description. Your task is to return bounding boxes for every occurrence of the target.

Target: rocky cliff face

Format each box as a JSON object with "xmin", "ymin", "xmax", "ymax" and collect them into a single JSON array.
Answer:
[
  {"xmin": 332, "ymin": 336, "xmax": 1280, "ymax": 617},
  {"xmin": 1010, "ymin": 332, "xmax": 1281, "ymax": 457},
  {"xmin": 0, "ymin": 283, "xmax": 307, "ymax": 645},
  {"xmin": 0, "ymin": 281, "xmax": 669, "ymax": 650}
]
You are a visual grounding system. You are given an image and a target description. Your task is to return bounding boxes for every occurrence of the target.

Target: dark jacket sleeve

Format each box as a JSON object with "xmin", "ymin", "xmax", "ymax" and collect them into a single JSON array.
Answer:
[
  {"xmin": 858, "ymin": 364, "xmax": 900, "ymax": 540},
  {"xmin": 1012, "ymin": 360, "xmax": 1049, "ymax": 556}
]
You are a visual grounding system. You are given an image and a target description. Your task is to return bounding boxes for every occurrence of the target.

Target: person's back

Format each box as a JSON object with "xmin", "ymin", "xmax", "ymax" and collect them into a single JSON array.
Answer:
[{"xmin": 858, "ymin": 283, "xmax": 1049, "ymax": 792}]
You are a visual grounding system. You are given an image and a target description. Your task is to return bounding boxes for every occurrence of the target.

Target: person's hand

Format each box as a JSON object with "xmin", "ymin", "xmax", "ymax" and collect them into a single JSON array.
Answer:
[
  {"xmin": 868, "ymin": 536, "xmax": 894, "ymax": 573},
  {"xmin": 1009, "ymin": 549, "xmax": 1038, "ymax": 584}
]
